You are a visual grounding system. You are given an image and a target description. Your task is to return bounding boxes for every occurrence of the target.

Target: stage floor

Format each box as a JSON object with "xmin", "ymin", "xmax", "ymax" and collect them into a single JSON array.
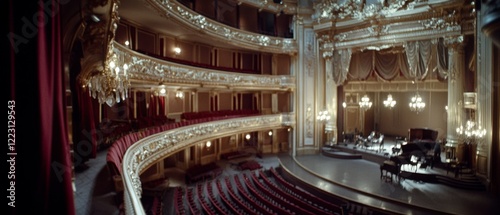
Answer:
[{"xmin": 278, "ymin": 137, "xmax": 499, "ymax": 215}]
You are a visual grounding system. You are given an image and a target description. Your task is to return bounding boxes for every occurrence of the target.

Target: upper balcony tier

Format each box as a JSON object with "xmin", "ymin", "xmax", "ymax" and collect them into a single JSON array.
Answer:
[{"xmin": 119, "ymin": 0, "xmax": 298, "ymax": 54}]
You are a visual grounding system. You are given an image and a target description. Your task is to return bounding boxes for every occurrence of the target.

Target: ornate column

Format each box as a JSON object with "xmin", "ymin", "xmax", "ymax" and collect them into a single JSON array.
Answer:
[
  {"xmin": 445, "ymin": 35, "xmax": 466, "ymax": 159},
  {"xmin": 293, "ymin": 15, "xmax": 316, "ymax": 154},
  {"xmin": 476, "ymin": 5, "xmax": 495, "ymax": 184},
  {"xmin": 319, "ymin": 35, "xmax": 336, "ymax": 145}
]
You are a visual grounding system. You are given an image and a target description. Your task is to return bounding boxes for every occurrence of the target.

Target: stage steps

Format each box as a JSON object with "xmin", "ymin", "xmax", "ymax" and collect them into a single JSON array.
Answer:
[
  {"xmin": 434, "ymin": 169, "xmax": 485, "ymax": 190},
  {"xmin": 322, "ymin": 147, "xmax": 362, "ymax": 159}
]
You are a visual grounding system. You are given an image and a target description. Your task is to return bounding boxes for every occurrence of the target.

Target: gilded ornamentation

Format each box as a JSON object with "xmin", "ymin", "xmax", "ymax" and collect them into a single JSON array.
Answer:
[
  {"xmin": 122, "ymin": 114, "xmax": 295, "ymax": 212},
  {"xmin": 232, "ymin": 0, "xmax": 297, "ymax": 14},
  {"xmin": 112, "ymin": 42, "xmax": 296, "ymax": 90},
  {"xmin": 305, "ymin": 104, "xmax": 313, "ymax": 138},
  {"xmin": 79, "ymin": 0, "xmax": 127, "ymax": 107},
  {"xmin": 304, "ymin": 30, "xmax": 316, "ymax": 77},
  {"xmin": 145, "ymin": 0, "xmax": 298, "ymax": 54},
  {"xmin": 314, "ymin": 0, "xmax": 416, "ymax": 22},
  {"xmin": 318, "ymin": 34, "xmax": 334, "ymax": 59}
]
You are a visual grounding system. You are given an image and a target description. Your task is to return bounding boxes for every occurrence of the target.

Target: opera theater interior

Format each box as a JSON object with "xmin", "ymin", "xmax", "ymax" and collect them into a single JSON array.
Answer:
[{"xmin": 8, "ymin": 0, "xmax": 500, "ymax": 215}]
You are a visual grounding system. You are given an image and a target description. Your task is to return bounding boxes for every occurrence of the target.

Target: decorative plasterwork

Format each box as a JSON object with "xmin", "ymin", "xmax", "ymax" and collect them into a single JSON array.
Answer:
[
  {"xmin": 79, "ymin": 0, "xmax": 121, "ymax": 89},
  {"xmin": 318, "ymin": 34, "xmax": 334, "ymax": 59},
  {"xmin": 233, "ymin": 0, "xmax": 297, "ymax": 14},
  {"xmin": 113, "ymin": 42, "xmax": 295, "ymax": 91},
  {"xmin": 313, "ymin": 0, "xmax": 474, "ymax": 50},
  {"xmin": 141, "ymin": 0, "xmax": 297, "ymax": 54},
  {"xmin": 316, "ymin": 18, "xmax": 464, "ymax": 50},
  {"xmin": 122, "ymin": 113, "xmax": 295, "ymax": 214},
  {"xmin": 314, "ymin": 0, "xmax": 419, "ymax": 22}
]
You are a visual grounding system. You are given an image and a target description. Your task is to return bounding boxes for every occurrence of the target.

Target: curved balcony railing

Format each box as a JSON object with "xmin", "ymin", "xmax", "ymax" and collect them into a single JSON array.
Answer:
[
  {"xmin": 143, "ymin": 0, "xmax": 297, "ymax": 54},
  {"xmin": 232, "ymin": 0, "xmax": 298, "ymax": 15},
  {"xmin": 122, "ymin": 113, "xmax": 295, "ymax": 214},
  {"xmin": 113, "ymin": 42, "xmax": 296, "ymax": 91}
]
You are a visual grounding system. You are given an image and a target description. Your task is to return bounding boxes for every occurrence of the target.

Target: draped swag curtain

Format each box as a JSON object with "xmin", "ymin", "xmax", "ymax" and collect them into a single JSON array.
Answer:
[
  {"xmin": 8, "ymin": 0, "xmax": 75, "ymax": 214},
  {"xmin": 333, "ymin": 49, "xmax": 352, "ymax": 85},
  {"xmin": 339, "ymin": 39, "xmax": 449, "ymax": 83}
]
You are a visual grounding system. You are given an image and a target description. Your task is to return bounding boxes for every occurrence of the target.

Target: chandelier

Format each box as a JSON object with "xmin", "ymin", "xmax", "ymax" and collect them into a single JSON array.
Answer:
[
  {"xmin": 383, "ymin": 94, "xmax": 396, "ymax": 109},
  {"xmin": 317, "ymin": 109, "xmax": 331, "ymax": 123},
  {"xmin": 456, "ymin": 120, "xmax": 487, "ymax": 144},
  {"xmin": 359, "ymin": 94, "xmax": 372, "ymax": 110},
  {"xmin": 86, "ymin": 43, "xmax": 130, "ymax": 107},
  {"xmin": 409, "ymin": 93, "xmax": 425, "ymax": 113}
]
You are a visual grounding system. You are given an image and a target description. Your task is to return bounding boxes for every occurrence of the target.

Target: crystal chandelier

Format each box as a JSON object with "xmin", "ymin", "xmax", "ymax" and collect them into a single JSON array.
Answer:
[
  {"xmin": 456, "ymin": 120, "xmax": 487, "ymax": 143},
  {"xmin": 383, "ymin": 94, "xmax": 396, "ymax": 109},
  {"xmin": 86, "ymin": 43, "xmax": 130, "ymax": 107},
  {"xmin": 317, "ymin": 109, "xmax": 331, "ymax": 123},
  {"xmin": 409, "ymin": 93, "xmax": 425, "ymax": 113},
  {"xmin": 359, "ymin": 94, "xmax": 372, "ymax": 110}
]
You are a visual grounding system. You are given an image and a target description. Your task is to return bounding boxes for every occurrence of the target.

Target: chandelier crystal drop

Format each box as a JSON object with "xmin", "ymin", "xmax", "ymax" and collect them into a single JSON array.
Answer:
[
  {"xmin": 86, "ymin": 43, "xmax": 130, "ymax": 107},
  {"xmin": 409, "ymin": 93, "xmax": 425, "ymax": 113},
  {"xmin": 359, "ymin": 94, "xmax": 372, "ymax": 110},
  {"xmin": 383, "ymin": 94, "xmax": 396, "ymax": 109}
]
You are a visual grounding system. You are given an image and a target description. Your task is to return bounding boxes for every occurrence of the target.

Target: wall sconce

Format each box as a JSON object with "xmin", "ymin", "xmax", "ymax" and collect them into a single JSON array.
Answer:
[
  {"xmin": 245, "ymin": 134, "xmax": 251, "ymax": 140},
  {"xmin": 206, "ymin": 141, "xmax": 211, "ymax": 148},
  {"xmin": 268, "ymin": 131, "xmax": 273, "ymax": 136},
  {"xmin": 159, "ymin": 88, "xmax": 166, "ymax": 96},
  {"xmin": 175, "ymin": 91, "xmax": 184, "ymax": 99},
  {"xmin": 124, "ymin": 40, "xmax": 129, "ymax": 46},
  {"xmin": 173, "ymin": 47, "xmax": 181, "ymax": 55}
]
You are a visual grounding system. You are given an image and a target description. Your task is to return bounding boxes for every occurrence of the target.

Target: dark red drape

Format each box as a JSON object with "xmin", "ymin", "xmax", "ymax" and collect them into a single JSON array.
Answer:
[
  {"xmin": 8, "ymin": 0, "xmax": 75, "ymax": 214},
  {"xmin": 158, "ymin": 96, "xmax": 165, "ymax": 116},
  {"xmin": 148, "ymin": 94, "xmax": 157, "ymax": 116},
  {"xmin": 76, "ymin": 86, "xmax": 98, "ymax": 159},
  {"xmin": 136, "ymin": 91, "xmax": 148, "ymax": 118}
]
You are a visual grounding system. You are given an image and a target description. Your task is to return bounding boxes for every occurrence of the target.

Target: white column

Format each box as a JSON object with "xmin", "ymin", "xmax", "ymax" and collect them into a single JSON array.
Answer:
[
  {"xmin": 476, "ymin": 9, "xmax": 494, "ymax": 178},
  {"xmin": 445, "ymin": 36, "xmax": 466, "ymax": 156},
  {"xmin": 324, "ymin": 56, "xmax": 336, "ymax": 145}
]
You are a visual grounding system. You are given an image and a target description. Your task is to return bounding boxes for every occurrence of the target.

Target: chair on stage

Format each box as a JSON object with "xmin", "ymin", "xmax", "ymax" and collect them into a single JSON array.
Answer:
[
  {"xmin": 372, "ymin": 134, "xmax": 385, "ymax": 153},
  {"xmin": 357, "ymin": 131, "xmax": 376, "ymax": 150}
]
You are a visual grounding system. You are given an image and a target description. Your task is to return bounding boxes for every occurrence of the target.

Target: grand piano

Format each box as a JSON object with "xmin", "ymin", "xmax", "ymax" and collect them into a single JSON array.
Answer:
[
  {"xmin": 403, "ymin": 128, "xmax": 438, "ymax": 155},
  {"xmin": 391, "ymin": 128, "xmax": 438, "ymax": 171}
]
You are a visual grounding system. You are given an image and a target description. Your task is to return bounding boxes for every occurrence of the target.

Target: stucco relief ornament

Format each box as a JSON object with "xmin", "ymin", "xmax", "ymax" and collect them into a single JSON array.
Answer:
[{"xmin": 315, "ymin": 0, "xmax": 416, "ymax": 22}]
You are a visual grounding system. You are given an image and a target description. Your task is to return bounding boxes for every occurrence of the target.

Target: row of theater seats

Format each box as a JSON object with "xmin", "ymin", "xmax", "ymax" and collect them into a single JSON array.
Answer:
[
  {"xmin": 106, "ymin": 111, "xmax": 260, "ymax": 196},
  {"xmin": 181, "ymin": 109, "xmax": 259, "ymax": 121},
  {"xmin": 172, "ymin": 168, "xmax": 347, "ymax": 215},
  {"xmin": 97, "ymin": 116, "xmax": 174, "ymax": 148}
]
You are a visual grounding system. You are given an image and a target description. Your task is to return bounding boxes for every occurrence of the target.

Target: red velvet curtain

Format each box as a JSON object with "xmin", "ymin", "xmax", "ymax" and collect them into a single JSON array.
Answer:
[
  {"xmin": 76, "ymin": 86, "xmax": 98, "ymax": 159},
  {"xmin": 148, "ymin": 94, "xmax": 157, "ymax": 116},
  {"xmin": 8, "ymin": 0, "xmax": 75, "ymax": 214},
  {"xmin": 158, "ymin": 96, "xmax": 165, "ymax": 116}
]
